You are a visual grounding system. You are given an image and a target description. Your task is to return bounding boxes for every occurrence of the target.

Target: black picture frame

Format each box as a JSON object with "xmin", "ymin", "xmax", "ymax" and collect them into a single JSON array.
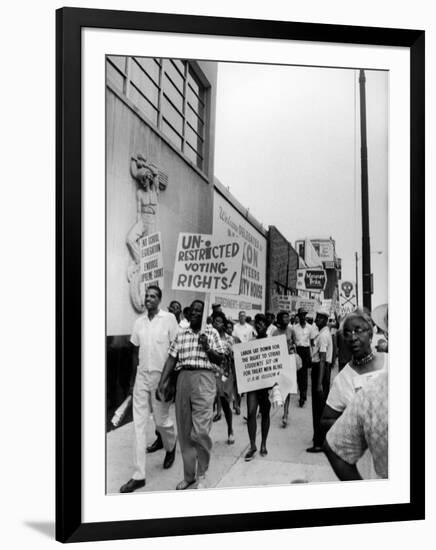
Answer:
[{"xmin": 56, "ymin": 7, "xmax": 425, "ymax": 543}]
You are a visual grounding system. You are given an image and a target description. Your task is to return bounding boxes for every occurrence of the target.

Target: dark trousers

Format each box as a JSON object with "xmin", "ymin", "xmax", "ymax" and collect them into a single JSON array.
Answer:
[
  {"xmin": 310, "ymin": 361, "xmax": 331, "ymax": 447},
  {"xmin": 296, "ymin": 346, "xmax": 311, "ymax": 399},
  {"xmin": 246, "ymin": 388, "xmax": 271, "ymax": 449}
]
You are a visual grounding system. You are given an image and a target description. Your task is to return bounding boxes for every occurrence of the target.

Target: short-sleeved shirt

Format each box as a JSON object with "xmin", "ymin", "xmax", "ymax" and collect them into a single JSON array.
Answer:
[
  {"xmin": 293, "ymin": 323, "xmax": 313, "ymax": 347},
  {"xmin": 326, "ymin": 370, "xmax": 388, "ymax": 478},
  {"xmin": 326, "ymin": 354, "xmax": 388, "ymax": 412},
  {"xmin": 130, "ymin": 309, "xmax": 179, "ymax": 373},
  {"xmin": 168, "ymin": 325, "xmax": 225, "ymax": 371},
  {"xmin": 232, "ymin": 322, "xmax": 256, "ymax": 343},
  {"xmin": 266, "ymin": 324, "xmax": 276, "ymax": 337},
  {"xmin": 272, "ymin": 326, "xmax": 295, "ymax": 353},
  {"xmin": 312, "ymin": 326, "xmax": 333, "ymax": 363}
]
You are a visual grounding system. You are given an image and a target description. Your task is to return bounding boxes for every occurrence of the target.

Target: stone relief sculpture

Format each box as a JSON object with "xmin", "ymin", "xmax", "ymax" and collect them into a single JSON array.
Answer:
[{"xmin": 126, "ymin": 154, "xmax": 167, "ymax": 312}]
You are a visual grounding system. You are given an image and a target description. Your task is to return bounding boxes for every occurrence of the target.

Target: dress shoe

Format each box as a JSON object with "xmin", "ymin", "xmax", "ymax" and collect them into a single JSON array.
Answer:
[
  {"xmin": 163, "ymin": 445, "xmax": 176, "ymax": 469},
  {"xmin": 147, "ymin": 435, "xmax": 163, "ymax": 453},
  {"xmin": 306, "ymin": 446, "xmax": 323, "ymax": 453},
  {"xmin": 176, "ymin": 479, "xmax": 196, "ymax": 490},
  {"xmin": 120, "ymin": 478, "xmax": 145, "ymax": 493},
  {"xmin": 244, "ymin": 447, "xmax": 257, "ymax": 461},
  {"xmin": 196, "ymin": 475, "xmax": 208, "ymax": 489}
]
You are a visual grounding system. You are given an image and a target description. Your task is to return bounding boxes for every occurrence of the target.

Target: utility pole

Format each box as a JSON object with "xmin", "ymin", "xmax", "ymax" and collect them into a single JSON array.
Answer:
[
  {"xmin": 355, "ymin": 251, "xmax": 359, "ymax": 307},
  {"xmin": 359, "ymin": 69, "xmax": 372, "ymax": 311}
]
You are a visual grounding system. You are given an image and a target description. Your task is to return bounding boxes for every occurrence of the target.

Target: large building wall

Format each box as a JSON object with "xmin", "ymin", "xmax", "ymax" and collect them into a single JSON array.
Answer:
[
  {"xmin": 106, "ymin": 61, "xmax": 217, "ymax": 336},
  {"xmin": 266, "ymin": 226, "xmax": 299, "ymax": 311},
  {"xmin": 211, "ymin": 181, "xmax": 267, "ymax": 320}
]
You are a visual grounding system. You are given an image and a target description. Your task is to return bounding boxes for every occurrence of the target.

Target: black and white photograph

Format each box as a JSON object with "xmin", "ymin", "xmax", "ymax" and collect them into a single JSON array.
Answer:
[{"xmin": 105, "ymin": 56, "xmax": 389, "ymax": 494}]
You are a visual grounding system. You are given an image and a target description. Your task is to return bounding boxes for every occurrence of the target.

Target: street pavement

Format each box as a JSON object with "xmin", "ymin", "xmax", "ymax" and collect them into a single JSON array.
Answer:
[{"xmin": 106, "ymin": 386, "xmax": 338, "ymax": 494}]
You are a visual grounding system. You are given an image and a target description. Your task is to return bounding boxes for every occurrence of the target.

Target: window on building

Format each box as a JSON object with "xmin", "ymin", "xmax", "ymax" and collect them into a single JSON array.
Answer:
[{"xmin": 106, "ymin": 56, "xmax": 207, "ymax": 171}]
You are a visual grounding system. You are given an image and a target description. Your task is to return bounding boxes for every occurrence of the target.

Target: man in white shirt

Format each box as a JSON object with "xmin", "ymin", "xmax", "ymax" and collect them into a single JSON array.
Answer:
[
  {"xmin": 307, "ymin": 309, "xmax": 333, "ymax": 453},
  {"xmin": 266, "ymin": 312, "xmax": 276, "ymax": 337},
  {"xmin": 120, "ymin": 285, "xmax": 179, "ymax": 493},
  {"xmin": 178, "ymin": 306, "xmax": 191, "ymax": 331},
  {"xmin": 293, "ymin": 307, "xmax": 315, "ymax": 407},
  {"xmin": 232, "ymin": 311, "xmax": 256, "ymax": 343}
]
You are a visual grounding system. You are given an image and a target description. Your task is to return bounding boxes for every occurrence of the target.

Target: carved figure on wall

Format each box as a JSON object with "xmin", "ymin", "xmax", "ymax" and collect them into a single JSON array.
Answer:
[{"xmin": 126, "ymin": 154, "xmax": 167, "ymax": 312}]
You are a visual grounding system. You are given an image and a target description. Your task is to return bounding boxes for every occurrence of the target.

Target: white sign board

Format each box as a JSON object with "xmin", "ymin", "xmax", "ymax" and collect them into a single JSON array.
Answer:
[
  {"xmin": 233, "ymin": 335, "xmax": 296, "ymax": 394},
  {"xmin": 172, "ymin": 233, "xmax": 244, "ymax": 294},
  {"xmin": 139, "ymin": 232, "xmax": 164, "ymax": 298},
  {"xmin": 271, "ymin": 294, "xmax": 300, "ymax": 314},
  {"xmin": 211, "ymin": 192, "xmax": 267, "ymax": 319}
]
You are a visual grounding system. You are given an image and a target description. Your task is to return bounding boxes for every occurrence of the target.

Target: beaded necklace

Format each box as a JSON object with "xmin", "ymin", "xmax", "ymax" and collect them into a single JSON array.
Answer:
[{"xmin": 351, "ymin": 351, "xmax": 375, "ymax": 367}]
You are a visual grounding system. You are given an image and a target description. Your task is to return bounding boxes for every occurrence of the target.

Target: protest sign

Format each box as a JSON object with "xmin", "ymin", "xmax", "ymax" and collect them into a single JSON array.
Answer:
[
  {"xmin": 233, "ymin": 335, "xmax": 296, "ymax": 393},
  {"xmin": 139, "ymin": 232, "xmax": 164, "ymax": 298},
  {"xmin": 172, "ymin": 233, "xmax": 244, "ymax": 294},
  {"xmin": 296, "ymin": 298, "xmax": 319, "ymax": 314},
  {"xmin": 271, "ymin": 294, "xmax": 299, "ymax": 314}
]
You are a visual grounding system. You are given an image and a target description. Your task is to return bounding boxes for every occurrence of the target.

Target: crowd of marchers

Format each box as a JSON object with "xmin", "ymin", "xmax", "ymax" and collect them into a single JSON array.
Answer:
[{"xmin": 118, "ymin": 285, "xmax": 389, "ymax": 493}]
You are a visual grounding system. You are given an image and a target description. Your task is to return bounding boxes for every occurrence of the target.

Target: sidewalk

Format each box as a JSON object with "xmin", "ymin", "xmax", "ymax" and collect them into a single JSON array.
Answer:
[{"xmin": 106, "ymin": 391, "xmax": 337, "ymax": 494}]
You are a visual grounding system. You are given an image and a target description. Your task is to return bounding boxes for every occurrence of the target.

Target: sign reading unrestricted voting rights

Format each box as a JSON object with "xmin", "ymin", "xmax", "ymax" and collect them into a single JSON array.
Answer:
[
  {"xmin": 210, "ymin": 191, "xmax": 267, "ymax": 319},
  {"xmin": 172, "ymin": 233, "xmax": 244, "ymax": 293},
  {"xmin": 139, "ymin": 232, "xmax": 164, "ymax": 296},
  {"xmin": 233, "ymin": 335, "xmax": 294, "ymax": 393}
]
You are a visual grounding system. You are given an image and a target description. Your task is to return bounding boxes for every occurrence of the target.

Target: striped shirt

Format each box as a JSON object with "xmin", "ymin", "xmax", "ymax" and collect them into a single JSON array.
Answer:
[{"xmin": 168, "ymin": 325, "xmax": 225, "ymax": 371}]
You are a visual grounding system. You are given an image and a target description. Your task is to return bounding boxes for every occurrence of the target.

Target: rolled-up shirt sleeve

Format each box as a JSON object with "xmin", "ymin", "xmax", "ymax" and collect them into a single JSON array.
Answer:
[
  {"xmin": 209, "ymin": 328, "xmax": 225, "ymax": 354},
  {"xmin": 168, "ymin": 332, "xmax": 179, "ymax": 358}
]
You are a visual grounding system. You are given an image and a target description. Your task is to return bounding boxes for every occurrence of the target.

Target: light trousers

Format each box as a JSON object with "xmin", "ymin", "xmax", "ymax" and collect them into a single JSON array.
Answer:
[
  {"xmin": 132, "ymin": 369, "xmax": 176, "ymax": 480},
  {"xmin": 175, "ymin": 369, "xmax": 216, "ymax": 483}
]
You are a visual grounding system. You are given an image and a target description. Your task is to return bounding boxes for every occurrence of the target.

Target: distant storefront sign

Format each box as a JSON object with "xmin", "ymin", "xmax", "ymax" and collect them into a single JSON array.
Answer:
[
  {"xmin": 312, "ymin": 240, "xmax": 335, "ymax": 262},
  {"xmin": 295, "ymin": 239, "xmax": 335, "ymax": 263},
  {"xmin": 296, "ymin": 268, "xmax": 327, "ymax": 291},
  {"xmin": 271, "ymin": 294, "xmax": 319, "ymax": 315}
]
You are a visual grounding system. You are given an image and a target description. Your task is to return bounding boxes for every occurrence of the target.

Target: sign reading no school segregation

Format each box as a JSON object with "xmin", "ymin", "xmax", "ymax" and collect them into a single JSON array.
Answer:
[
  {"xmin": 140, "ymin": 232, "xmax": 164, "ymax": 296},
  {"xmin": 233, "ymin": 335, "xmax": 296, "ymax": 394},
  {"xmin": 172, "ymin": 233, "xmax": 244, "ymax": 293}
]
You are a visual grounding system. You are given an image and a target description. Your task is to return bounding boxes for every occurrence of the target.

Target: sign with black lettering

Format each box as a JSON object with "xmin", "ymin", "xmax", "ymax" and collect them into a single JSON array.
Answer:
[
  {"xmin": 296, "ymin": 268, "xmax": 327, "ymax": 291},
  {"xmin": 139, "ymin": 232, "xmax": 164, "ymax": 297},
  {"xmin": 210, "ymin": 192, "xmax": 267, "ymax": 319},
  {"xmin": 172, "ymin": 233, "xmax": 244, "ymax": 294},
  {"xmin": 233, "ymin": 335, "xmax": 291, "ymax": 393}
]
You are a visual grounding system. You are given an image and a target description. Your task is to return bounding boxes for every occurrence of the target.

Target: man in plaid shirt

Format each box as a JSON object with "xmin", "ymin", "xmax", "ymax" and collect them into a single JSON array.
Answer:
[{"xmin": 158, "ymin": 299, "xmax": 224, "ymax": 490}]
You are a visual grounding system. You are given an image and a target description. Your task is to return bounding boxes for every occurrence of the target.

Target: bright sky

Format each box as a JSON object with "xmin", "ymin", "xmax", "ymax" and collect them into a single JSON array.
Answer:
[{"xmin": 213, "ymin": 62, "xmax": 388, "ymax": 308}]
